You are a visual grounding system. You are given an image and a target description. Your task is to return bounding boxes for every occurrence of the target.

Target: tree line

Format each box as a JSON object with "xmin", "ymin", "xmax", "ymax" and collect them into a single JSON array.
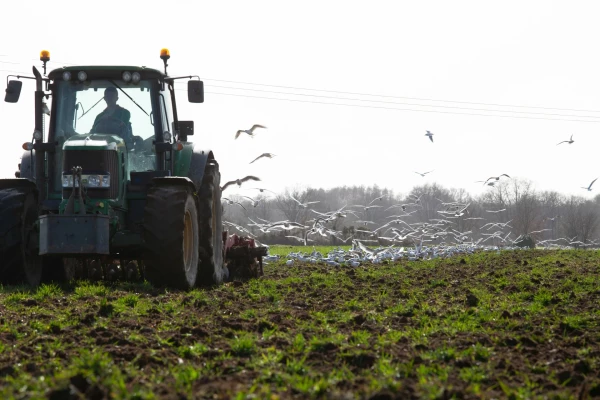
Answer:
[{"xmin": 222, "ymin": 179, "xmax": 600, "ymax": 247}]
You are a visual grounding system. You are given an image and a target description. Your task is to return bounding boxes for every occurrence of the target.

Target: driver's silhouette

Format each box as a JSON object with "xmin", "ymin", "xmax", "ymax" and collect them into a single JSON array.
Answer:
[{"xmin": 91, "ymin": 87, "xmax": 133, "ymax": 143}]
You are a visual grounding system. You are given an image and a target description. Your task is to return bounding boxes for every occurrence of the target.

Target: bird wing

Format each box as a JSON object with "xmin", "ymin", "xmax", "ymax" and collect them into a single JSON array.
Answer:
[
  {"xmin": 249, "ymin": 155, "xmax": 263, "ymax": 164},
  {"xmin": 250, "ymin": 124, "xmax": 267, "ymax": 132},
  {"xmin": 367, "ymin": 195, "xmax": 385, "ymax": 206},
  {"xmin": 234, "ymin": 202, "xmax": 247, "ymax": 211},
  {"xmin": 240, "ymin": 175, "xmax": 261, "ymax": 183},
  {"xmin": 289, "ymin": 195, "xmax": 302, "ymax": 205},
  {"xmin": 429, "ymin": 136, "xmax": 433, "ymax": 142},
  {"xmin": 221, "ymin": 181, "xmax": 236, "ymax": 192},
  {"xmin": 501, "ymin": 174, "xmax": 510, "ymax": 178},
  {"xmin": 590, "ymin": 177, "xmax": 599, "ymax": 189},
  {"xmin": 235, "ymin": 130, "xmax": 243, "ymax": 139},
  {"xmin": 557, "ymin": 140, "xmax": 567, "ymax": 145}
]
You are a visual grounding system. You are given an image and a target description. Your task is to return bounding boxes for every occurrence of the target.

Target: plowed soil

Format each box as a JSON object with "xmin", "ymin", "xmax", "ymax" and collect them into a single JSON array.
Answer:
[{"xmin": 0, "ymin": 249, "xmax": 599, "ymax": 399}]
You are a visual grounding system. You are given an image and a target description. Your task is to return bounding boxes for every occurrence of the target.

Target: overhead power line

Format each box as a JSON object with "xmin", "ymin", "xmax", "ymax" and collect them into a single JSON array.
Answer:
[
  {"xmin": 201, "ymin": 90, "xmax": 600, "ymax": 123},
  {"xmin": 201, "ymin": 84, "xmax": 600, "ymax": 120},
  {"xmin": 201, "ymin": 77, "xmax": 600, "ymax": 114},
  {"xmin": 3, "ymin": 57, "xmax": 600, "ymax": 122},
  {"xmin": 3, "ymin": 54, "xmax": 600, "ymax": 114}
]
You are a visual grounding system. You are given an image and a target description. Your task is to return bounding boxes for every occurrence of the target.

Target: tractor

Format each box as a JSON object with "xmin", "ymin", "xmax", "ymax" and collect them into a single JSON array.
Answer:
[{"xmin": 0, "ymin": 49, "xmax": 266, "ymax": 289}]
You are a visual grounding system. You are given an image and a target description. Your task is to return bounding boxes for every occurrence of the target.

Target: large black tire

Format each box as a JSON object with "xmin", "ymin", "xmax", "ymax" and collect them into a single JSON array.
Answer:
[
  {"xmin": 42, "ymin": 257, "xmax": 74, "ymax": 284},
  {"xmin": 143, "ymin": 185, "xmax": 199, "ymax": 289},
  {"xmin": 0, "ymin": 187, "xmax": 72, "ymax": 286},
  {"xmin": 0, "ymin": 188, "xmax": 28, "ymax": 284},
  {"xmin": 0, "ymin": 188, "xmax": 42, "ymax": 286},
  {"xmin": 196, "ymin": 164, "xmax": 226, "ymax": 286}
]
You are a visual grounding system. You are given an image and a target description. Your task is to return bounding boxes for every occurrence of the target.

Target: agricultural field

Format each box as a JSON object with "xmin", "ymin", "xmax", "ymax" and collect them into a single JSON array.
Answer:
[{"xmin": 0, "ymin": 249, "xmax": 599, "ymax": 399}]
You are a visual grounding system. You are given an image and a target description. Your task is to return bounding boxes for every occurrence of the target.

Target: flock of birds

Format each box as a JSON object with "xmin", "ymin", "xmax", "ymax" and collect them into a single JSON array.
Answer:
[{"xmin": 220, "ymin": 127, "xmax": 598, "ymax": 263}]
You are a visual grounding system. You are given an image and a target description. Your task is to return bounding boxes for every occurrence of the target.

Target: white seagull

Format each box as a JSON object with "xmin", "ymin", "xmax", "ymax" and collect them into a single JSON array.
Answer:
[
  {"xmin": 235, "ymin": 124, "xmax": 267, "ymax": 139},
  {"xmin": 249, "ymin": 153, "xmax": 276, "ymax": 164},
  {"xmin": 367, "ymin": 195, "xmax": 387, "ymax": 206},
  {"xmin": 221, "ymin": 175, "xmax": 261, "ymax": 192},
  {"xmin": 414, "ymin": 170, "xmax": 434, "ymax": 177},
  {"xmin": 582, "ymin": 177, "xmax": 598, "ymax": 191},
  {"xmin": 557, "ymin": 135, "xmax": 574, "ymax": 145},
  {"xmin": 222, "ymin": 197, "xmax": 247, "ymax": 211},
  {"xmin": 484, "ymin": 174, "xmax": 511, "ymax": 184},
  {"xmin": 425, "ymin": 130, "xmax": 434, "ymax": 142},
  {"xmin": 240, "ymin": 195, "xmax": 260, "ymax": 207},
  {"xmin": 290, "ymin": 194, "xmax": 320, "ymax": 208}
]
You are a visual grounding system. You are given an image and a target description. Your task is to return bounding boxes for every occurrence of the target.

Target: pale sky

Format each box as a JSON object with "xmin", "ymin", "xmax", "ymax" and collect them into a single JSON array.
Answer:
[{"xmin": 2, "ymin": 1, "xmax": 600, "ymax": 200}]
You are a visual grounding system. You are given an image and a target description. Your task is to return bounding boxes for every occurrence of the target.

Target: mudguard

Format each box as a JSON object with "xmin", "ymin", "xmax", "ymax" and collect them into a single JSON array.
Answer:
[
  {"xmin": 19, "ymin": 150, "xmax": 35, "ymax": 180},
  {"xmin": 150, "ymin": 176, "xmax": 197, "ymax": 193},
  {"xmin": 0, "ymin": 178, "xmax": 37, "ymax": 191},
  {"xmin": 174, "ymin": 143, "xmax": 217, "ymax": 190}
]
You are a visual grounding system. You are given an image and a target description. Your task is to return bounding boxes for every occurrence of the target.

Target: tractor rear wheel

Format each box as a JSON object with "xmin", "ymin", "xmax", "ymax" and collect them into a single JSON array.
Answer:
[
  {"xmin": 196, "ymin": 163, "xmax": 226, "ymax": 286},
  {"xmin": 144, "ymin": 185, "xmax": 199, "ymax": 289}
]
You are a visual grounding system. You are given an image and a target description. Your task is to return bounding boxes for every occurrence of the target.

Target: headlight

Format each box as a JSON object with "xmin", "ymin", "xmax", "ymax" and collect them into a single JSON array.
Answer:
[
  {"xmin": 131, "ymin": 72, "xmax": 141, "ymax": 83},
  {"xmin": 77, "ymin": 71, "xmax": 87, "ymax": 81},
  {"xmin": 62, "ymin": 174, "xmax": 110, "ymax": 188},
  {"xmin": 62, "ymin": 71, "xmax": 71, "ymax": 81},
  {"xmin": 62, "ymin": 174, "xmax": 73, "ymax": 188},
  {"xmin": 86, "ymin": 175, "xmax": 100, "ymax": 187},
  {"xmin": 33, "ymin": 130, "xmax": 43, "ymax": 141},
  {"xmin": 122, "ymin": 71, "xmax": 132, "ymax": 82},
  {"xmin": 163, "ymin": 131, "xmax": 171, "ymax": 142}
]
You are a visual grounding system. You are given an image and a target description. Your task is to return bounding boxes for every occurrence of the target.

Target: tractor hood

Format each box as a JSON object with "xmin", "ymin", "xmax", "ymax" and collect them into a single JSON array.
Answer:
[{"xmin": 63, "ymin": 134, "xmax": 126, "ymax": 151}]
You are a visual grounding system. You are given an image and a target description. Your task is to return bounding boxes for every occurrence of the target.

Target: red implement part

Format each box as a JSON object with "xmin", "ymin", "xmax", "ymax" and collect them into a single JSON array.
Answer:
[{"xmin": 222, "ymin": 231, "xmax": 267, "ymax": 281}]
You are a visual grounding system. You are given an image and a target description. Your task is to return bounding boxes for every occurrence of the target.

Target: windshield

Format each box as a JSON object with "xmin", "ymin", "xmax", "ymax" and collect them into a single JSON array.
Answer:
[
  {"xmin": 54, "ymin": 79, "xmax": 155, "ymax": 142},
  {"xmin": 51, "ymin": 79, "xmax": 161, "ymax": 192}
]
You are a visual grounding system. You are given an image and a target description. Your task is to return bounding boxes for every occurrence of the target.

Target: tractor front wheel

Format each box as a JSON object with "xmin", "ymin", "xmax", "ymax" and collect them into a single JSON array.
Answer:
[{"xmin": 144, "ymin": 185, "xmax": 199, "ymax": 289}]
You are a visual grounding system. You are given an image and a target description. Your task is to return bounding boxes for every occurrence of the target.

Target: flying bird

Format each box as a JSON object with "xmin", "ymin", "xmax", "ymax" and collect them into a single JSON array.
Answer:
[
  {"xmin": 240, "ymin": 195, "xmax": 260, "ymax": 207},
  {"xmin": 235, "ymin": 124, "xmax": 267, "ymax": 139},
  {"xmin": 367, "ymin": 195, "xmax": 387, "ymax": 206},
  {"xmin": 248, "ymin": 187, "xmax": 277, "ymax": 195},
  {"xmin": 484, "ymin": 174, "xmax": 511, "ymax": 184},
  {"xmin": 222, "ymin": 197, "xmax": 247, "ymax": 211},
  {"xmin": 582, "ymin": 177, "xmax": 598, "ymax": 191},
  {"xmin": 221, "ymin": 176, "xmax": 261, "ymax": 192},
  {"xmin": 290, "ymin": 195, "xmax": 320, "ymax": 208},
  {"xmin": 557, "ymin": 135, "xmax": 574, "ymax": 145},
  {"xmin": 425, "ymin": 130, "xmax": 434, "ymax": 142},
  {"xmin": 249, "ymin": 153, "xmax": 276, "ymax": 164},
  {"xmin": 414, "ymin": 170, "xmax": 434, "ymax": 177}
]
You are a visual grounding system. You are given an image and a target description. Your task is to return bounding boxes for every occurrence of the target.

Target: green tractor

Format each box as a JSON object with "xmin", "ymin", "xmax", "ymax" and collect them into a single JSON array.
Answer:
[{"xmin": 0, "ymin": 49, "xmax": 265, "ymax": 289}]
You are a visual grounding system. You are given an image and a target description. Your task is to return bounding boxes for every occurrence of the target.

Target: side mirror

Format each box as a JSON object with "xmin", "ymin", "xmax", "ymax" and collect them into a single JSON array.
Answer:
[
  {"xmin": 178, "ymin": 121, "xmax": 194, "ymax": 140},
  {"xmin": 5, "ymin": 80, "xmax": 23, "ymax": 103},
  {"xmin": 188, "ymin": 80, "xmax": 204, "ymax": 103}
]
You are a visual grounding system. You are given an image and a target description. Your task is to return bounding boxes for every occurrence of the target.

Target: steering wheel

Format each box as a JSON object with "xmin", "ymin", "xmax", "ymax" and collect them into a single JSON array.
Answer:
[
  {"xmin": 132, "ymin": 135, "xmax": 145, "ymax": 152},
  {"xmin": 92, "ymin": 116, "xmax": 127, "ymax": 135}
]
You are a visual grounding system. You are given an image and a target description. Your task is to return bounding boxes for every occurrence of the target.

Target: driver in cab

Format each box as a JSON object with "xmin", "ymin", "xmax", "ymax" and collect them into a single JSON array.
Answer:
[{"xmin": 91, "ymin": 86, "xmax": 133, "ymax": 146}]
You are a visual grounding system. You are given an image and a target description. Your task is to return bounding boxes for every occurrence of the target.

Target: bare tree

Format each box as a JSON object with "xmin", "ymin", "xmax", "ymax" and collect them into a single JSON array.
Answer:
[
  {"xmin": 274, "ymin": 187, "xmax": 314, "ymax": 224},
  {"xmin": 561, "ymin": 196, "xmax": 600, "ymax": 245}
]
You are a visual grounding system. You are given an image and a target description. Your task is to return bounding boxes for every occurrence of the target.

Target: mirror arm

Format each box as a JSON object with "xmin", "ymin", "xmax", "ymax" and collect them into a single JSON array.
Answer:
[
  {"xmin": 164, "ymin": 75, "xmax": 200, "ymax": 82},
  {"xmin": 6, "ymin": 75, "xmax": 35, "ymax": 86}
]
